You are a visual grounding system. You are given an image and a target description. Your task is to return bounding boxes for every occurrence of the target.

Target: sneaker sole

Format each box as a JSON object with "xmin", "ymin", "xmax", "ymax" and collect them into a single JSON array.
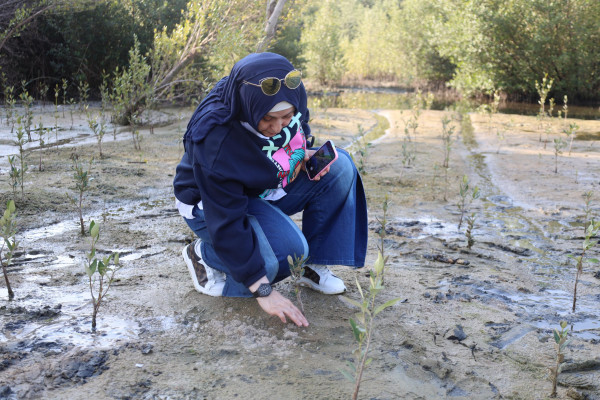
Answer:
[
  {"xmin": 297, "ymin": 276, "xmax": 346, "ymax": 295},
  {"xmin": 182, "ymin": 245, "xmax": 224, "ymax": 297}
]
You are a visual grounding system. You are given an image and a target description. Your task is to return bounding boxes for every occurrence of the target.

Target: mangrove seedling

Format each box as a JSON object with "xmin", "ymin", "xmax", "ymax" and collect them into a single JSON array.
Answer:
[
  {"xmin": 70, "ymin": 154, "xmax": 94, "ymax": 235},
  {"xmin": 568, "ymin": 220, "xmax": 600, "ymax": 312},
  {"xmin": 441, "ymin": 115, "xmax": 455, "ymax": 169},
  {"xmin": 553, "ymin": 137, "xmax": 565, "ymax": 174},
  {"xmin": 78, "ymin": 79, "xmax": 90, "ymax": 111},
  {"xmin": 18, "ymin": 82, "xmax": 34, "ymax": 141},
  {"xmin": 287, "ymin": 255, "xmax": 306, "ymax": 312},
  {"xmin": 87, "ymin": 109, "xmax": 107, "ymax": 158},
  {"xmin": 13, "ymin": 117, "xmax": 29, "ymax": 197},
  {"xmin": 535, "ymin": 73, "xmax": 553, "ymax": 133},
  {"xmin": 7, "ymin": 156, "xmax": 21, "ymax": 196},
  {"xmin": 549, "ymin": 321, "xmax": 570, "ymax": 398},
  {"xmin": 4, "ymin": 85, "xmax": 16, "ymax": 132},
  {"xmin": 340, "ymin": 251, "xmax": 402, "ymax": 400},
  {"xmin": 457, "ymin": 175, "xmax": 480, "ymax": 230},
  {"xmin": 84, "ymin": 220, "xmax": 121, "ymax": 331},
  {"xmin": 562, "ymin": 122, "xmax": 578, "ymax": 156},
  {"xmin": 35, "ymin": 121, "xmax": 48, "ymax": 171},
  {"xmin": 0, "ymin": 200, "xmax": 17, "ymax": 300},
  {"xmin": 61, "ymin": 78, "xmax": 68, "ymax": 117},
  {"xmin": 582, "ymin": 191, "xmax": 593, "ymax": 226},
  {"xmin": 466, "ymin": 212, "xmax": 476, "ymax": 250}
]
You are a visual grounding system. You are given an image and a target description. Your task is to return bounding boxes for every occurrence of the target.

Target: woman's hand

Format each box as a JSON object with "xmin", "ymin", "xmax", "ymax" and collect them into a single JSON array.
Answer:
[
  {"xmin": 302, "ymin": 149, "xmax": 330, "ymax": 181},
  {"xmin": 256, "ymin": 290, "xmax": 309, "ymax": 327}
]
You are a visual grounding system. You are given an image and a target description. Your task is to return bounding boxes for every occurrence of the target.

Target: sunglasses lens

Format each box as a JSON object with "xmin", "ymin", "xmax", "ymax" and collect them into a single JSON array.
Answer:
[
  {"xmin": 260, "ymin": 78, "xmax": 281, "ymax": 95},
  {"xmin": 285, "ymin": 70, "xmax": 302, "ymax": 89}
]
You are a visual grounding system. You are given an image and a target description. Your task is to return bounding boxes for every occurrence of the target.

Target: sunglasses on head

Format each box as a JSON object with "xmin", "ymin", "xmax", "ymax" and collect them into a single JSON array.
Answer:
[{"xmin": 242, "ymin": 70, "xmax": 302, "ymax": 96}]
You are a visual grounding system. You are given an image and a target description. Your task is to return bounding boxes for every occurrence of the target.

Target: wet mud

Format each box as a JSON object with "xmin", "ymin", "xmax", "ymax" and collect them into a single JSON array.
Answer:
[{"xmin": 0, "ymin": 105, "xmax": 599, "ymax": 399}]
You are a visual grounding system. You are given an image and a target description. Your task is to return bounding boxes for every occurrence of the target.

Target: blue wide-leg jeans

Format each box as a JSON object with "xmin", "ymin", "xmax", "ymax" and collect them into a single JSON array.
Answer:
[{"xmin": 183, "ymin": 149, "xmax": 368, "ymax": 297}]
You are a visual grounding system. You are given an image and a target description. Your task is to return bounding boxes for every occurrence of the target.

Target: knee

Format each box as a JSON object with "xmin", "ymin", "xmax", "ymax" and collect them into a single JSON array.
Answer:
[{"xmin": 327, "ymin": 148, "xmax": 356, "ymax": 187}]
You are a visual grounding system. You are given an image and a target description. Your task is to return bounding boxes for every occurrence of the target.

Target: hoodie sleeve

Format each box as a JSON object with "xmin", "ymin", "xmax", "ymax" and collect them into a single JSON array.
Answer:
[{"xmin": 190, "ymin": 143, "xmax": 268, "ymax": 288}]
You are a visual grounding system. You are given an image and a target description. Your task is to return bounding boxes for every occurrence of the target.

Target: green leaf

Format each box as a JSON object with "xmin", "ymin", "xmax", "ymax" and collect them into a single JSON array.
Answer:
[
  {"xmin": 374, "ymin": 251, "xmax": 384, "ymax": 276},
  {"xmin": 90, "ymin": 221, "xmax": 99, "ymax": 238},
  {"xmin": 350, "ymin": 318, "xmax": 363, "ymax": 342},
  {"xmin": 341, "ymin": 296, "xmax": 363, "ymax": 309},
  {"xmin": 87, "ymin": 259, "xmax": 98, "ymax": 276},
  {"xmin": 560, "ymin": 320, "xmax": 568, "ymax": 329},
  {"xmin": 98, "ymin": 260, "xmax": 107, "ymax": 275},
  {"xmin": 374, "ymin": 297, "xmax": 403, "ymax": 316},
  {"xmin": 355, "ymin": 277, "xmax": 364, "ymax": 300},
  {"xmin": 553, "ymin": 329, "xmax": 560, "ymax": 344},
  {"xmin": 113, "ymin": 252, "xmax": 119, "ymax": 266},
  {"xmin": 339, "ymin": 368, "xmax": 355, "ymax": 382},
  {"xmin": 587, "ymin": 258, "xmax": 599, "ymax": 264},
  {"xmin": 365, "ymin": 358, "xmax": 373, "ymax": 367},
  {"xmin": 7, "ymin": 200, "xmax": 15, "ymax": 214}
]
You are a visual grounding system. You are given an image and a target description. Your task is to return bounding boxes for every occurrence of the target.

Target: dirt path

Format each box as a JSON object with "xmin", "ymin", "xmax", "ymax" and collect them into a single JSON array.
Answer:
[{"xmin": 0, "ymin": 106, "xmax": 599, "ymax": 399}]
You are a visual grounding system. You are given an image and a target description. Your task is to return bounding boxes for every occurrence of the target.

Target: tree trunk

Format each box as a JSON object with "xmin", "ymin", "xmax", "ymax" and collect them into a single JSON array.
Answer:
[{"xmin": 256, "ymin": 0, "xmax": 288, "ymax": 52}]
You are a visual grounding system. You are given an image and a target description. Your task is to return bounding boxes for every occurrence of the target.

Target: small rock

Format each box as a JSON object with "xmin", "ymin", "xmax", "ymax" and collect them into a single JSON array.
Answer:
[{"xmin": 447, "ymin": 324, "xmax": 467, "ymax": 341}]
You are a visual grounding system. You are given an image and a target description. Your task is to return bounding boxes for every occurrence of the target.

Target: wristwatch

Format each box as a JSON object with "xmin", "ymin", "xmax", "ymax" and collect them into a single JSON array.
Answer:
[{"xmin": 252, "ymin": 283, "xmax": 272, "ymax": 298}]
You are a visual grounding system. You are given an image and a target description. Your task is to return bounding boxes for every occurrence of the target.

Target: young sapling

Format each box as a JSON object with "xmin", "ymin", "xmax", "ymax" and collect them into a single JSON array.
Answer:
[
  {"xmin": 341, "ymin": 196, "xmax": 401, "ymax": 400},
  {"xmin": 568, "ymin": 220, "xmax": 600, "ymax": 312},
  {"xmin": 18, "ymin": 82, "xmax": 34, "ymax": 141},
  {"xmin": 549, "ymin": 321, "xmax": 570, "ymax": 398},
  {"xmin": 8, "ymin": 156, "xmax": 20, "ymax": 196},
  {"xmin": 70, "ymin": 154, "xmax": 93, "ymax": 235},
  {"xmin": 84, "ymin": 220, "xmax": 121, "ymax": 331},
  {"xmin": 582, "ymin": 191, "xmax": 593, "ymax": 226},
  {"xmin": 0, "ymin": 200, "xmax": 17, "ymax": 300},
  {"xmin": 35, "ymin": 121, "xmax": 48, "ymax": 171},
  {"xmin": 465, "ymin": 213, "xmax": 476, "ymax": 250},
  {"xmin": 287, "ymin": 255, "xmax": 306, "ymax": 312},
  {"xmin": 61, "ymin": 78, "xmax": 68, "ymax": 117},
  {"xmin": 457, "ymin": 175, "xmax": 480, "ymax": 230},
  {"xmin": 562, "ymin": 122, "xmax": 578, "ymax": 156},
  {"xmin": 553, "ymin": 137, "xmax": 566, "ymax": 174},
  {"xmin": 13, "ymin": 116, "xmax": 29, "ymax": 197},
  {"xmin": 340, "ymin": 251, "xmax": 402, "ymax": 400}
]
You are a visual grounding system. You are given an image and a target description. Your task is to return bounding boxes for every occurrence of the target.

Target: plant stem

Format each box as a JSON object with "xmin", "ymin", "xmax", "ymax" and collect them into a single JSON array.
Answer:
[
  {"xmin": 572, "ymin": 259, "xmax": 582, "ymax": 312},
  {"xmin": 2, "ymin": 261, "xmax": 15, "ymax": 300}
]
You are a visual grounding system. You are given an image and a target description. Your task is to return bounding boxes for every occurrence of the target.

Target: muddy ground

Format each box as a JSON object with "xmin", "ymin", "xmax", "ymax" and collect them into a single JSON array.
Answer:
[{"xmin": 0, "ymin": 103, "xmax": 599, "ymax": 399}]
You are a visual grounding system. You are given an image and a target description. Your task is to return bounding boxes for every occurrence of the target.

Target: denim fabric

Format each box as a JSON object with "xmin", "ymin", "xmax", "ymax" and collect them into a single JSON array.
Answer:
[{"xmin": 182, "ymin": 148, "xmax": 368, "ymax": 297}]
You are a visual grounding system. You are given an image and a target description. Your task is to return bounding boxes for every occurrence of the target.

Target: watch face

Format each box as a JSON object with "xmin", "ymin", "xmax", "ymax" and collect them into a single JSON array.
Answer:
[{"xmin": 257, "ymin": 283, "xmax": 272, "ymax": 297}]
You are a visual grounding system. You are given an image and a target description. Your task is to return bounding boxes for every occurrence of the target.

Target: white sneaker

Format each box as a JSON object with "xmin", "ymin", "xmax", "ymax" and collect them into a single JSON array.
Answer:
[
  {"xmin": 182, "ymin": 239, "xmax": 226, "ymax": 296},
  {"xmin": 298, "ymin": 265, "xmax": 346, "ymax": 294}
]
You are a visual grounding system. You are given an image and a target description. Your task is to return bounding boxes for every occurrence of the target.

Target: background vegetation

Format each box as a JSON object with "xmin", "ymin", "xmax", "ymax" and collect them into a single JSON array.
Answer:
[{"xmin": 1, "ymin": 0, "xmax": 600, "ymax": 105}]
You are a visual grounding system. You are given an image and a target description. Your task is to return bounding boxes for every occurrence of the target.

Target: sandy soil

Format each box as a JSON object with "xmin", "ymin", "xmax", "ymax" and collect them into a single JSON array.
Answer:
[{"xmin": 0, "ymin": 104, "xmax": 599, "ymax": 400}]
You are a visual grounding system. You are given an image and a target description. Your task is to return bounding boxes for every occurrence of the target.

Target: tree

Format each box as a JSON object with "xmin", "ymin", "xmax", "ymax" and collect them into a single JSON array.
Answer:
[{"xmin": 256, "ymin": 0, "xmax": 289, "ymax": 52}]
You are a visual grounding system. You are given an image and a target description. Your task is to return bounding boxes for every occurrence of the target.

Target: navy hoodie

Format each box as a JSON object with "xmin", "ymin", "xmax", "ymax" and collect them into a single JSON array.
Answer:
[{"xmin": 173, "ymin": 53, "xmax": 311, "ymax": 287}]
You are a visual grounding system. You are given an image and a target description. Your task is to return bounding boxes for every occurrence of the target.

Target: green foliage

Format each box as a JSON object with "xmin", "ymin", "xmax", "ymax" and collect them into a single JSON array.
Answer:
[
  {"xmin": 341, "ymin": 251, "xmax": 402, "ymax": 400},
  {"xmin": 441, "ymin": 115, "xmax": 455, "ymax": 169},
  {"xmin": 0, "ymin": 200, "xmax": 18, "ymax": 300},
  {"xmin": 568, "ymin": 220, "xmax": 600, "ymax": 312},
  {"xmin": 12, "ymin": 116, "xmax": 29, "ymax": 197},
  {"xmin": 86, "ymin": 107, "xmax": 106, "ymax": 158},
  {"xmin": 110, "ymin": 35, "xmax": 152, "ymax": 125},
  {"xmin": 84, "ymin": 220, "xmax": 121, "ymax": 331},
  {"xmin": 549, "ymin": 321, "xmax": 570, "ymax": 398},
  {"xmin": 300, "ymin": 0, "xmax": 345, "ymax": 85},
  {"xmin": 457, "ymin": 175, "xmax": 480, "ymax": 230},
  {"xmin": 552, "ymin": 137, "xmax": 565, "ymax": 174},
  {"xmin": 70, "ymin": 154, "xmax": 93, "ymax": 236},
  {"xmin": 287, "ymin": 255, "xmax": 306, "ymax": 312}
]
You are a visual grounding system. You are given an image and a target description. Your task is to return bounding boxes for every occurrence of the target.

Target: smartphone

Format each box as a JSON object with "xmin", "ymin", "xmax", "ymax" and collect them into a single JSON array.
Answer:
[{"xmin": 306, "ymin": 140, "xmax": 338, "ymax": 180}]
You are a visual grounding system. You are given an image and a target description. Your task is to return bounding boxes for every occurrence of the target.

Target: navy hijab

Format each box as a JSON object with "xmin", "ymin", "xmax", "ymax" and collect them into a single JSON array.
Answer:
[{"xmin": 184, "ymin": 53, "xmax": 310, "ymax": 144}]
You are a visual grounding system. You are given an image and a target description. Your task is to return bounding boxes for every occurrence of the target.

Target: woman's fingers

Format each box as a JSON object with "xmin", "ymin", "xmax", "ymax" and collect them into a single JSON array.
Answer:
[{"xmin": 257, "ymin": 290, "xmax": 309, "ymax": 327}]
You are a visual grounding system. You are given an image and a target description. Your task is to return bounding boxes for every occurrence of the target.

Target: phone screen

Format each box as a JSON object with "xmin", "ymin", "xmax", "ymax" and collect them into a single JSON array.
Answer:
[{"xmin": 306, "ymin": 140, "xmax": 337, "ymax": 180}]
